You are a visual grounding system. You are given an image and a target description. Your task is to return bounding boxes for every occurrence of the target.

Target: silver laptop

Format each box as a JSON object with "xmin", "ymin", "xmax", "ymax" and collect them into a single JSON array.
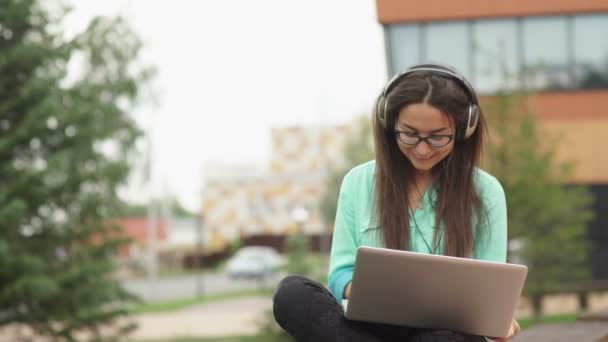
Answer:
[{"xmin": 344, "ymin": 246, "xmax": 528, "ymax": 338}]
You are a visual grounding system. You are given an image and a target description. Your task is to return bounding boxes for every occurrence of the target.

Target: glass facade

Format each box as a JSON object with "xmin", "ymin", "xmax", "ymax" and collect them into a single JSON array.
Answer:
[
  {"xmin": 386, "ymin": 14, "xmax": 608, "ymax": 93},
  {"xmin": 387, "ymin": 25, "xmax": 421, "ymax": 74},
  {"xmin": 521, "ymin": 17, "xmax": 570, "ymax": 90},
  {"xmin": 573, "ymin": 15, "xmax": 608, "ymax": 89},
  {"xmin": 472, "ymin": 19, "xmax": 519, "ymax": 92},
  {"xmin": 426, "ymin": 22, "xmax": 470, "ymax": 78}
]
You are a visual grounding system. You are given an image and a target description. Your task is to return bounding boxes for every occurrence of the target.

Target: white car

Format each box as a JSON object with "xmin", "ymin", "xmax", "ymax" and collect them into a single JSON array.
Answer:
[{"xmin": 225, "ymin": 246, "xmax": 285, "ymax": 279}]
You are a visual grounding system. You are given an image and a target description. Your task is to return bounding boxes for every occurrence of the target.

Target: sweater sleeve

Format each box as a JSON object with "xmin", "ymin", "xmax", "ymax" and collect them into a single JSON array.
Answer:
[
  {"xmin": 327, "ymin": 170, "xmax": 359, "ymax": 300},
  {"xmin": 474, "ymin": 173, "xmax": 508, "ymax": 263}
]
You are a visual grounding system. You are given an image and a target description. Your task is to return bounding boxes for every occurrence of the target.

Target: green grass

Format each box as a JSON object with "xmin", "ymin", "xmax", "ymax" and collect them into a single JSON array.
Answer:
[
  {"xmin": 518, "ymin": 312, "xmax": 578, "ymax": 330},
  {"xmin": 131, "ymin": 287, "xmax": 274, "ymax": 314}
]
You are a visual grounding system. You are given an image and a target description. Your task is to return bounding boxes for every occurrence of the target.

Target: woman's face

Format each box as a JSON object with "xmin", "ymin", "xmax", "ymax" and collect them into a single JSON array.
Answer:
[{"xmin": 395, "ymin": 103, "xmax": 455, "ymax": 174}]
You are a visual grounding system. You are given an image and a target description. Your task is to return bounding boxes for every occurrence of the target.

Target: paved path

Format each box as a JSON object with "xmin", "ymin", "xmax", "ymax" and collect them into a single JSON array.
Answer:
[
  {"xmin": 0, "ymin": 297, "xmax": 274, "ymax": 341},
  {"xmin": 515, "ymin": 309, "xmax": 608, "ymax": 341},
  {"xmin": 514, "ymin": 321, "xmax": 608, "ymax": 341},
  {"xmin": 128, "ymin": 296, "xmax": 274, "ymax": 340}
]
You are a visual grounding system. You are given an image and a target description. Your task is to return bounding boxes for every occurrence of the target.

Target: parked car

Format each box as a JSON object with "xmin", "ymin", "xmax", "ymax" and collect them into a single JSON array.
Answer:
[{"xmin": 225, "ymin": 246, "xmax": 285, "ymax": 279}]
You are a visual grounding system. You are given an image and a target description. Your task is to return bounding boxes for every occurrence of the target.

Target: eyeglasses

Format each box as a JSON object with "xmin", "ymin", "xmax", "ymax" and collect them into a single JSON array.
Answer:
[{"xmin": 394, "ymin": 130, "xmax": 454, "ymax": 147}]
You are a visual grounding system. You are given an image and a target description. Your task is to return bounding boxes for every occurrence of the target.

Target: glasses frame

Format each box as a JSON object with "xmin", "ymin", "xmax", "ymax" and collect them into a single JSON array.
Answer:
[{"xmin": 394, "ymin": 130, "xmax": 454, "ymax": 148}]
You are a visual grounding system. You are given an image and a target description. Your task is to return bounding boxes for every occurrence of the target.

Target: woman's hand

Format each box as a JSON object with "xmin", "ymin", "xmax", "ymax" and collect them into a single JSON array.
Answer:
[
  {"xmin": 488, "ymin": 319, "xmax": 520, "ymax": 341},
  {"xmin": 344, "ymin": 282, "xmax": 351, "ymax": 299}
]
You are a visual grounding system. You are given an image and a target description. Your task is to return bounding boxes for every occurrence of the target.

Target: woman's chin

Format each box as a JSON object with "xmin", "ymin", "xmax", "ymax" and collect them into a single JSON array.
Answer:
[{"xmin": 410, "ymin": 158, "xmax": 437, "ymax": 171}]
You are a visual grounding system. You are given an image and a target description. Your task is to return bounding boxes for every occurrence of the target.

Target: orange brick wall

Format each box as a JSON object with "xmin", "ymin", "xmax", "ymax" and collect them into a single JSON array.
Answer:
[
  {"xmin": 376, "ymin": 0, "xmax": 608, "ymax": 23},
  {"xmin": 540, "ymin": 119, "xmax": 608, "ymax": 184},
  {"xmin": 479, "ymin": 91, "xmax": 608, "ymax": 184},
  {"xmin": 527, "ymin": 91, "xmax": 608, "ymax": 121}
]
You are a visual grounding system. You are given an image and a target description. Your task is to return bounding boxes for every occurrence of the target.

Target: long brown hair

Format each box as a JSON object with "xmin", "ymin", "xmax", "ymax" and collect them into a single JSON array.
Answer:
[{"xmin": 372, "ymin": 71, "xmax": 487, "ymax": 257}]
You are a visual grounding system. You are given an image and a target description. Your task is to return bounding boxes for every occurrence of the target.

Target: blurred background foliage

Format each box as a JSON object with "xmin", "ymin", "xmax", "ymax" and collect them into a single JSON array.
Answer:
[{"xmin": 0, "ymin": 0, "xmax": 154, "ymax": 340}]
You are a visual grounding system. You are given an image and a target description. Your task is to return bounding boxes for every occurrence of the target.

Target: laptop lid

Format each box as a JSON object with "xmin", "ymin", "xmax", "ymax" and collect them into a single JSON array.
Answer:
[{"xmin": 344, "ymin": 246, "xmax": 528, "ymax": 338}]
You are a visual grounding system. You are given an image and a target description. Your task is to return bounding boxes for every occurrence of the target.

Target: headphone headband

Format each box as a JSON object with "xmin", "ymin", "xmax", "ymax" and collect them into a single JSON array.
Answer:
[{"xmin": 377, "ymin": 63, "xmax": 479, "ymax": 141}]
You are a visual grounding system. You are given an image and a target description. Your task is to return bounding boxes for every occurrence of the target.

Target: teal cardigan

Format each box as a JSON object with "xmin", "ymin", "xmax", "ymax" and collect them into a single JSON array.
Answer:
[{"xmin": 328, "ymin": 160, "xmax": 507, "ymax": 300}]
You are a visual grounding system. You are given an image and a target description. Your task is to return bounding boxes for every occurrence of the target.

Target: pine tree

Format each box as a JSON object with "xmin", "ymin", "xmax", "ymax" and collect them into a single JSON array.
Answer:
[{"xmin": 0, "ymin": 1, "xmax": 153, "ymax": 340}]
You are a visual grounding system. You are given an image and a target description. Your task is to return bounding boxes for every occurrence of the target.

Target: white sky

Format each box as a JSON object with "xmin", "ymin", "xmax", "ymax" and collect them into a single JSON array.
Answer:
[{"xmin": 64, "ymin": 0, "xmax": 387, "ymax": 211}]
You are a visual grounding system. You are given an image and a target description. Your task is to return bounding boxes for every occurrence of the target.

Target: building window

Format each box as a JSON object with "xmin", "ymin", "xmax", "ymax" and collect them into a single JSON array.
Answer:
[
  {"xmin": 425, "ymin": 21, "xmax": 471, "ymax": 80},
  {"xmin": 387, "ymin": 24, "xmax": 421, "ymax": 75},
  {"xmin": 384, "ymin": 14, "xmax": 608, "ymax": 93},
  {"xmin": 521, "ymin": 16, "xmax": 570, "ymax": 90},
  {"xmin": 472, "ymin": 19, "xmax": 520, "ymax": 93},
  {"xmin": 573, "ymin": 14, "xmax": 608, "ymax": 89}
]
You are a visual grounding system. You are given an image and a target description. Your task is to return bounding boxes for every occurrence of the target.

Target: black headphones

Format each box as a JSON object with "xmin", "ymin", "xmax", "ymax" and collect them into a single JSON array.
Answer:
[{"xmin": 376, "ymin": 63, "xmax": 480, "ymax": 141}]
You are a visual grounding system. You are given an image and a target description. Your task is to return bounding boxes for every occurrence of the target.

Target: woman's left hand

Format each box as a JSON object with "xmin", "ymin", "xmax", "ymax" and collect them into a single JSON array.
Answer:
[{"xmin": 487, "ymin": 319, "xmax": 520, "ymax": 341}]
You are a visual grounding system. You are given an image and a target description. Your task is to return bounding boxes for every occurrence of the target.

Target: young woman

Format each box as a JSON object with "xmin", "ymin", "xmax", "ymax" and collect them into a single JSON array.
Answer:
[{"xmin": 273, "ymin": 64, "xmax": 519, "ymax": 342}]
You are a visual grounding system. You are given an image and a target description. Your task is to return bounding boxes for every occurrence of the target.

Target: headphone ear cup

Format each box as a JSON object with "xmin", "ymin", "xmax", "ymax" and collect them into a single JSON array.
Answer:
[
  {"xmin": 462, "ymin": 104, "xmax": 479, "ymax": 140},
  {"xmin": 376, "ymin": 95, "xmax": 388, "ymax": 130}
]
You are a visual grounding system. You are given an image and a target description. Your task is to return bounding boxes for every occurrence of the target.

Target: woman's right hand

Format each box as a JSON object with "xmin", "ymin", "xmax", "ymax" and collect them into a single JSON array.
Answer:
[
  {"xmin": 345, "ymin": 282, "xmax": 351, "ymax": 299},
  {"xmin": 487, "ymin": 319, "xmax": 520, "ymax": 341}
]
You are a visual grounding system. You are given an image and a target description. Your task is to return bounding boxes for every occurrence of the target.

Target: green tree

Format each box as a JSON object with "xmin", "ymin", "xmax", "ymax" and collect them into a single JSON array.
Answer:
[
  {"xmin": 0, "ymin": 1, "xmax": 154, "ymax": 340},
  {"xmin": 320, "ymin": 115, "xmax": 375, "ymax": 226},
  {"xmin": 483, "ymin": 89, "xmax": 594, "ymax": 316}
]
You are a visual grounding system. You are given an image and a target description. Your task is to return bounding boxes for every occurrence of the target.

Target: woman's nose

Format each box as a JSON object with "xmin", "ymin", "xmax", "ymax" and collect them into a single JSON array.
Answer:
[{"xmin": 415, "ymin": 140, "xmax": 432, "ymax": 155}]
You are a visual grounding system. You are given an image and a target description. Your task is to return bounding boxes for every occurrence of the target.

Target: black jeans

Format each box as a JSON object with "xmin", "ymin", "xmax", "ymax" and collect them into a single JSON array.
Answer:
[{"xmin": 272, "ymin": 275, "xmax": 487, "ymax": 342}]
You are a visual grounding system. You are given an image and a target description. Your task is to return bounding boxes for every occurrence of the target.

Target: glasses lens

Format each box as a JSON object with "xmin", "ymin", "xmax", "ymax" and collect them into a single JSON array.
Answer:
[
  {"xmin": 427, "ymin": 135, "xmax": 452, "ymax": 147},
  {"xmin": 397, "ymin": 132, "xmax": 419, "ymax": 145}
]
